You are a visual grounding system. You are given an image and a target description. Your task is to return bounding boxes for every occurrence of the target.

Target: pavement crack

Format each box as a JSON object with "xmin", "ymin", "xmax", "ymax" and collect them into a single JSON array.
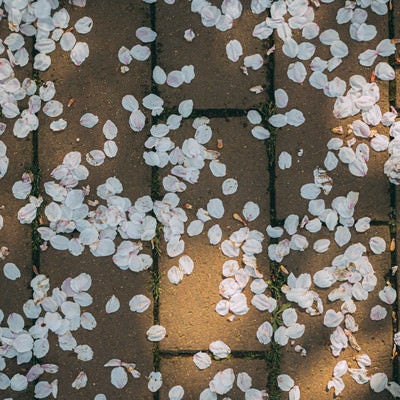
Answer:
[{"xmin": 149, "ymin": 5, "xmax": 162, "ymax": 399}]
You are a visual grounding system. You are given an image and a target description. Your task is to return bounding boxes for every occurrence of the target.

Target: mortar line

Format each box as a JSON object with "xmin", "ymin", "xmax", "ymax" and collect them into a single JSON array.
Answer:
[
  {"xmin": 149, "ymin": 4, "xmax": 161, "ymax": 398},
  {"xmin": 27, "ymin": 42, "xmax": 42, "ymax": 393},
  {"xmin": 262, "ymin": 30, "xmax": 284, "ymax": 400},
  {"xmin": 159, "ymin": 349, "xmax": 266, "ymax": 359},
  {"xmin": 388, "ymin": 0, "xmax": 399, "ymax": 383}
]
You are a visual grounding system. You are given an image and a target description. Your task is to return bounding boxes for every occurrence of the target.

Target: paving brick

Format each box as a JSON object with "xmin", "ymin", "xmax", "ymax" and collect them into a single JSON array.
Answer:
[
  {"xmin": 34, "ymin": 2, "xmax": 155, "ymax": 398},
  {"xmin": 0, "ymin": 31, "xmax": 35, "ymax": 399},
  {"xmin": 393, "ymin": 0, "xmax": 400, "ymax": 40},
  {"xmin": 159, "ymin": 356, "xmax": 267, "ymax": 399},
  {"xmin": 158, "ymin": 117, "xmax": 271, "ymax": 351},
  {"xmin": 280, "ymin": 226, "xmax": 393, "ymax": 400},
  {"xmin": 274, "ymin": 3, "xmax": 392, "ymax": 222},
  {"xmin": 156, "ymin": 1, "xmax": 270, "ymax": 109},
  {"xmin": 396, "ymin": 68, "xmax": 400, "ymax": 110},
  {"xmin": 38, "ymin": 250, "xmax": 154, "ymax": 399}
]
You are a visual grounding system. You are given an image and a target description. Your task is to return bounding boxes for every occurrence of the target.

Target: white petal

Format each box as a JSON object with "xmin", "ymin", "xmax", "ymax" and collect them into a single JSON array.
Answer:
[
  {"xmin": 222, "ymin": 178, "xmax": 238, "ymax": 195},
  {"xmin": 256, "ymin": 321, "xmax": 273, "ymax": 344},
  {"xmin": 237, "ymin": 372, "xmax": 252, "ymax": 392},
  {"xmin": 313, "ymin": 239, "xmax": 330, "ymax": 254},
  {"xmin": 278, "ymin": 151, "xmax": 292, "ymax": 169},
  {"xmin": 75, "ymin": 17, "xmax": 93, "ymax": 34},
  {"xmin": 118, "ymin": 46, "xmax": 132, "ymax": 65},
  {"xmin": 209, "ymin": 340, "xmax": 231, "ymax": 358},
  {"xmin": 207, "ymin": 198, "xmax": 224, "ymax": 219},
  {"xmin": 286, "ymin": 109, "xmax": 305, "ymax": 126},
  {"xmin": 13, "ymin": 333, "xmax": 34, "ymax": 352},
  {"xmin": 104, "ymin": 140, "xmax": 118, "ymax": 158},
  {"xmin": 209, "ymin": 160, "xmax": 226, "ymax": 177},
  {"xmin": 75, "ymin": 344, "xmax": 93, "ymax": 361},
  {"xmin": 193, "ymin": 351, "xmax": 212, "ymax": 370},
  {"xmin": 3, "ymin": 262, "xmax": 21, "ymax": 280},
  {"xmin": 369, "ymin": 236, "xmax": 386, "ymax": 254},
  {"xmin": 243, "ymin": 201, "xmax": 260, "ymax": 221},
  {"xmin": 129, "ymin": 294, "xmax": 151, "ymax": 312},
  {"xmin": 146, "ymin": 325, "xmax": 166, "ymax": 341},
  {"xmin": 105, "ymin": 295, "xmax": 120, "ymax": 314},
  {"xmin": 80, "ymin": 113, "xmax": 99, "ymax": 128},
  {"xmin": 275, "ymin": 88, "xmax": 289, "ymax": 108},
  {"xmin": 111, "ymin": 367, "xmax": 128, "ymax": 389},
  {"xmin": 10, "ymin": 374, "xmax": 28, "ymax": 391},
  {"xmin": 370, "ymin": 373, "xmax": 388, "ymax": 393},
  {"xmin": 130, "ymin": 45, "xmax": 151, "ymax": 61},
  {"xmin": 136, "ymin": 26, "xmax": 157, "ymax": 43},
  {"xmin": 355, "ymin": 217, "xmax": 370, "ymax": 233},
  {"xmin": 209, "ymin": 368, "xmax": 235, "ymax": 395},
  {"xmin": 268, "ymin": 114, "xmax": 287, "ymax": 128},
  {"xmin": 370, "ymin": 305, "xmax": 387, "ymax": 321},
  {"xmin": 50, "ymin": 119, "xmax": 67, "ymax": 132},
  {"xmin": 287, "ymin": 61, "xmax": 307, "ymax": 83},
  {"xmin": 247, "ymin": 110, "xmax": 262, "ymax": 125},
  {"xmin": 379, "ymin": 285, "xmax": 396, "ymax": 305},
  {"xmin": 153, "ymin": 66, "xmax": 167, "ymax": 84},
  {"xmin": 244, "ymin": 54, "xmax": 264, "ymax": 70},
  {"xmin": 167, "ymin": 265, "xmax": 184, "ymax": 284},
  {"xmin": 375, "ymin": 62, "xmax": 395, "ymax": 81},
  {"xmin": 226, "ymin": 39, "xmax": 243, "ymax": 62},
  {"xmin": 179, "ymin": 255, "xmax": 194, "ymax": 275},
  {"xmin": 129, "ymin": 110, "xmax": 146, "ymax": 132},
  {"xmin": 298, "ymin": 42, "xmax": 316, "ymax": 60},
  {"xmin": 178, "ymin": 99, "xmax": 193, "ymax": 117},
  {"xmin": 72, "ymin": 371, "xmax": 87, "ymax": 390},
  {"xmin": 324, "ymin": 309, "xmax": 344, "ymax": 327},
  {"xmin": 251, "ymin": 294, "xmax": 277, "ymax": 312},
  {"xmin": 34, "ymin": 53, "xmax": 51, "ymax": 71},
  {"xmin": 169, "ymin": 385, "xmax": 184, "ymax": 400},
  {"xmin": 277, "ymin": 374, "xmax": 294, "ymax": 392},
  {"xmin": 86, "ymin": 150, "xmax": 105, "ymax": 166},
  {"xmin": 71, "ymin": 42, "xmax": 89, "ymax": 66},
  {"xmin": 251, "ymin": 126, "xmax": 270, "ymax": 139},
  {"xmin": 208, "ymin": 224, "xmax": 222, "ymax": 245},
  {"xmin": 370, "ymin": 134, "xmax": 389, "ymax": 152},
  {"xmin": 148, "ymin": 371, "xmax": 162, "ymax": 392},
  {"xmin": 334, "ymin": 226, "xmax": 351, "ymax": 247},
  {"xmin": 300, "ymin": 183, "xmax": 321, "ymax": 200},
  {"xmin": 167, "ymin": 70, "xmax": 184, "ymax": 88}
]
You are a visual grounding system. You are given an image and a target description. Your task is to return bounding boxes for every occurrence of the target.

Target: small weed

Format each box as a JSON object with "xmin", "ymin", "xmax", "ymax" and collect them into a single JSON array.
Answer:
[{"xmin": 265, "ymin": 342, "xmax": 282, "ymax": 400}]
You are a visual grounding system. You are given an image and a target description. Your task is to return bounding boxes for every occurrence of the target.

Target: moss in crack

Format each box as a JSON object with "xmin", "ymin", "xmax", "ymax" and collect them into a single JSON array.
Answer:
[
  {"xmin": 28, "ymin": 162, "xmax": 43, "ymax": 268},
  {"xmin": 151, "ymin": 223, "xmax": 163, "ymax": 257},
  {"xmin": 151, "ymin": 166, "xmax": 162, "ymax": 201},
  {"xmin": 265, "ymin": 342, "xmax": 282, "ymax": 400},
  {"xmin": 150, "ymin": 266, "xmax": 161, "ymax": 306}
]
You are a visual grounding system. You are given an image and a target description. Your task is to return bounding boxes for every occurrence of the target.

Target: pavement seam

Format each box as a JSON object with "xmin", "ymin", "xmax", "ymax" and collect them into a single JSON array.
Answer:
[
  {"xmin": 160, "ymin": 350, "xmax": 266, "ymax": 359},
  {"xmin": 388, "ymin": 0, "xmax": 400, "ymax": 384},
  {"xmin": 25, "ymin": 41, "xmax": 43, "ymax": 396},
  {"xmin": 149, "ymin": 3, "xmax": 162, "ymax": 399},
  {"xmin": 262, "ymin": 32, "xmax": 286, "ymax": 400}
]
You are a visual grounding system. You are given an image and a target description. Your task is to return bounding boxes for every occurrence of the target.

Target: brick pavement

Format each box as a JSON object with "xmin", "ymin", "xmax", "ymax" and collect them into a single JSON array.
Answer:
[{"xmin": 0, "ymin": 1, "xmax": 399, "ymax": 399}]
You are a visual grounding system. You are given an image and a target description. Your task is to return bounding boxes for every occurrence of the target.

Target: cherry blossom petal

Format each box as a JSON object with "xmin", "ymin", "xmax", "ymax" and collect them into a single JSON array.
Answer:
[{"xmin": 226, "ymin": 39, "xmax": 243, "ymax": 62}]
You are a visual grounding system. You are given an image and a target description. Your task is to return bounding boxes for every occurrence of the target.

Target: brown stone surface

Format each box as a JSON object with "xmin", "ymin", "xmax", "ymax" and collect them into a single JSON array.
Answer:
[
  {"xmin": 0, "ymin": 31, "xmax": 35, "ymax": 399},
  {"xmin": 156, "ymin": 1, "xmax": 270, "ymax": 110},
  {"xmin": 159, "ymin": 356, "xmax": 267, "ymax": 398},
  {"xmin": 35, "ymin": 2, "xmax": 154, "ymax": 399},
  {"xmin": 397, "ymin": 68, "xmax": 400, "ymax": 110},
  {"xmin": 0, "ymin": 2, "xmax": 398, "ymax": 400},
  {"xmin": 394, "ymin": 0, "xmax": 400, "ymax": 40},
  {"xmin": 280, "ymin": 226, "xmax": 393, "ymax": 400},
  {"xmin": 158, "ymin": 117, "xmax": 270, "ymax": 351},
  {"xmin": 39, "ymin": 250, "xmax": 154, "ymax": 399},
  {"xmin": 274, "ymin": 2, "xmax": 391, "ymax": 221}
]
